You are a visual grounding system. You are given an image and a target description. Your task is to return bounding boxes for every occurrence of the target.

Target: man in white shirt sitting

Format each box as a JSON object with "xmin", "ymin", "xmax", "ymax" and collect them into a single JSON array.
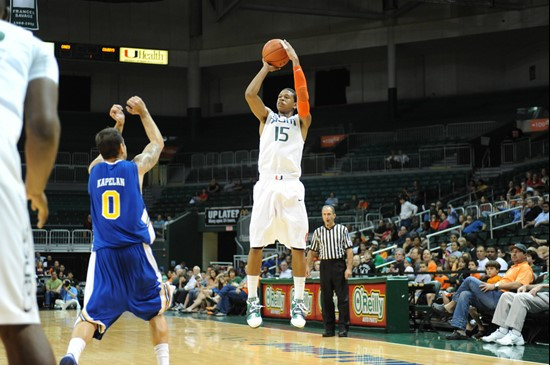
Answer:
[
  {"xmin": 476, "ymin": 245, "xmax": 489, "ymax": 271},
  {"xmin": 525, "ymin": 202, "xmax": 549, "ymax": 228},
  {"xmin": 279, "ymin": 261, "xmax": 293, "ymax": 279}
]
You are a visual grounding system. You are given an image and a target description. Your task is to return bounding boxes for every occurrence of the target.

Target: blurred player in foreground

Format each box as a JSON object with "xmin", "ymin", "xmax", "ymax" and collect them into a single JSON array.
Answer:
[{"xmin": 0, "ymin": 1, "xmax": 60, "ymax": 363}]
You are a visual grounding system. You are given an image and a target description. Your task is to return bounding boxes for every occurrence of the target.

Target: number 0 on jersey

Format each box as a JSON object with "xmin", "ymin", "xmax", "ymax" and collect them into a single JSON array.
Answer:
[{"xmin": 102, "ymin": 190, "xmax": 121, "ymax": 220}]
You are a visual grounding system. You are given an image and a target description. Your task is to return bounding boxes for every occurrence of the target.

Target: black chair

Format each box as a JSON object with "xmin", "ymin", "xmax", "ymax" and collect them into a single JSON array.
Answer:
[
  {"xmin": 408, "ymin": 282, "xmax": 437, "ymax": 332},
  {"xmin": 36, "ymin": 281, "xmax": 45, "ymax": 308}
]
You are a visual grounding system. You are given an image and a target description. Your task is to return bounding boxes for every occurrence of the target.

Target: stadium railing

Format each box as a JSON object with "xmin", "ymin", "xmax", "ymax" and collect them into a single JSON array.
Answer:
[
  {"xmin": 426, "ymin": 225, "xmax": 462, "ymax": 251},
  {"xmin": 33, "ymin": 229, "xmax": 92, "ymax": 253},
  {"xmin": 489, "ymin": 206, "xmax": 523, "ymax": 239},
  {"xmin": 501, "ymin": 137, "xmax": 549, "ymax": 164}
]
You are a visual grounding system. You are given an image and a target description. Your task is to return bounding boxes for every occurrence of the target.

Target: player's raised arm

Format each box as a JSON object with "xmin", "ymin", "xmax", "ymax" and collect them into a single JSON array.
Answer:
[
  {"xmin": 128, "ymin": 96, "xmax": 164, "ymax": 177},
  {"xmin": 244, "ymin": 60, "xmax": 279, "ymax": 123},
  {"xmin": 110, "ymin": 104, "xmax": 126, "ymax": 134},
  {"xmin": 88, "ymin": 104, "xmax": 126, "ymax": 173},
  {"xmin": 282, "ymin": 40, "xmax": 312, "ymax": 133},
  {"xmin": 24, "ymin": 78, "xmax": 61, "ymax": 229}
]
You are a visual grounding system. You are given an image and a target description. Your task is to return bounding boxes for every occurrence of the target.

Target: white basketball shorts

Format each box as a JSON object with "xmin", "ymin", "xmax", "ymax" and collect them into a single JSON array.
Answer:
[
  {"xmin": 249, "ymin": 178, "xmax": 309, "ymax": 250},
  {"xmin": 0, "ymin": 183, "xmax": 40, "ymax": 325}
]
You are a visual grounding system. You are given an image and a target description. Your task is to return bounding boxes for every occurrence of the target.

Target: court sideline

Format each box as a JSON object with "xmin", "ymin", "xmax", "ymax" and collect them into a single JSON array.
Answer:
[{"xmin": 0, "ymin": 311, "xmax": 547, "ymax": 364}]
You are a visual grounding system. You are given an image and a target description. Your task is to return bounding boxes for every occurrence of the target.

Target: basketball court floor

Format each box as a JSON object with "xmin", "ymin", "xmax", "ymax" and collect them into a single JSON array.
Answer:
[{"xmin": 0, "ymin": 310, "xmax": 547, "ymax": 364}]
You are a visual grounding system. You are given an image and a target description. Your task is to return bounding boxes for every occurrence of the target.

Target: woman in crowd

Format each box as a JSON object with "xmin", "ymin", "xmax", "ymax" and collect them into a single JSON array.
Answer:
[{"xmin": 182, "ymin": 273, "xmax": 225, "ymax": 313}]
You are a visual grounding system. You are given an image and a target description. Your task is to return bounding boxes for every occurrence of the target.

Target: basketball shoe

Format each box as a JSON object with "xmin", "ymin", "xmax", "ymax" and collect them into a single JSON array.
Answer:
[
  {"xmin": 59, "ymin": 354, "xmax": 77, "ymax": 365},
  {"xmin": 290, "ymin": 299, "xmax": 307, "ymax": 328},
  {"xmin": 246, "ymin": 297, "xmax": 263, "ymax": 328}
]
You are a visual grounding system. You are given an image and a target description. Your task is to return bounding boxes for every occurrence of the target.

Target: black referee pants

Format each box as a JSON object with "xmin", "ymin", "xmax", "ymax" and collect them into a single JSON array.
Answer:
[{"xmin": 320, "ymin": 259, "xmax": 349, "ymax": 333}]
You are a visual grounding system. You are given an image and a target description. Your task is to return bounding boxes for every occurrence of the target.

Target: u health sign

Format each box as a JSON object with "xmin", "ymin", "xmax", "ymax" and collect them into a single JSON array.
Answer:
[
  {"xmin": 205, "ymin": 208, "xmax": 241, "ymax": 226},
  {"xmin": 120, "ymin": 47, "xmax": 168, "ymax": 65}
]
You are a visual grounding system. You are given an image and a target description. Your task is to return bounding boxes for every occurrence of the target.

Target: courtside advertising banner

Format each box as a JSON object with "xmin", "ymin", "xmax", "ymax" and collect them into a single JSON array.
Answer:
[
  {"xmin": 262, "ymin": 284, "xmax": 289, "ymax": 318},
  {"xmin": 290, "ymin": 285, "xmax": 317, "ymax": 320},
  {"xmin": 10, "ymin": 0, "xmax": 38, "ymax": 30},
  {"xmin": 205, "ymin": 207, "xmax": 241, "ymax": 226},
  {"xmin": 349, "ymin": 283, "xmax": 387, "ymax": 327},
  {"xmin": 312, "ymin": 283, "xmax": 324, "ymax": 321}
]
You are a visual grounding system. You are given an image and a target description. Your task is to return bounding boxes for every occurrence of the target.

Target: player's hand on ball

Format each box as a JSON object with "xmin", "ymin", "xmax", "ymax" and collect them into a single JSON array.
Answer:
[
  {"xmin": 126, "ymin": 96, "xmax": 148, "ymax": 116},
  {"xmin": 262, "ymin": 59, "xmax": 281, "ymax": 73},
  {"xmin": 109, "ymin": 104, "xmax": 125, "ymax": 124},
  {"xmin": 281, "ymin": 40, "xmax": 299, "ymax": 63}
]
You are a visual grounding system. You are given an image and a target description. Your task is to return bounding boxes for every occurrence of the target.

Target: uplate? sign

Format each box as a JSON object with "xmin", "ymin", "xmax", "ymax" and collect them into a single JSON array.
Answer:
[{"xmin": 205, "ymin": 208, "xmax": 241, "ymax": 225}]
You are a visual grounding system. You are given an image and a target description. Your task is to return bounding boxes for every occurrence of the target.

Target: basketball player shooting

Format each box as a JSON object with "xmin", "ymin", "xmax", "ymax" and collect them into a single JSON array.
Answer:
[
  {"xmin": 244, "ymin": 40, "xmax": 312, "ymax": 329},
  {"xmin": 59, "ymin": 97, "xmax": 173, "ymax": 365}
]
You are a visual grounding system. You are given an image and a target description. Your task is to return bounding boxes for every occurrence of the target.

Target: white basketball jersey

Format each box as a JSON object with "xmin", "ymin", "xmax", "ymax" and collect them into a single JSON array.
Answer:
[
  {"xmin": 258, "ymin": 110, "xmax": 304, "ymax": 179},
  {"xmin": 0, "ymin": 20, "xmax": 58, "ymax": 194}
]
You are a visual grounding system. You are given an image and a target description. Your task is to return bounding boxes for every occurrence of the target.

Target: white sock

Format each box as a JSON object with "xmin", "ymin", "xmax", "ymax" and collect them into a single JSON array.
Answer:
[
  {"xmin": 510, "ymin": 329, "xmax": 522, "ymax": 337},
  {"xmin": 247, "ymin": 276, "xmax": 259, "ymax": 299},
  {"xmin": 154, "ymin": 343, "xmax": 169, "ymax": 365},
  {"xmin": 67, "ymin": 337, "xmax": 86, "ymax": 363},
  {"xmin": 293, "ymin": 277, "xmax": 306, "ymax": 300},
  {"xmin": 498, "ymin": 327, "xmax": 509, "ymax": 335}
]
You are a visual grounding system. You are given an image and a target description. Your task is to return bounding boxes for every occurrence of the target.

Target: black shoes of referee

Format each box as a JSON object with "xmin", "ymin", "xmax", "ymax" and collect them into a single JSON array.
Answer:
[{"xmin": 321, "ymin": 330, "xmax": 348, "ymax": 337}]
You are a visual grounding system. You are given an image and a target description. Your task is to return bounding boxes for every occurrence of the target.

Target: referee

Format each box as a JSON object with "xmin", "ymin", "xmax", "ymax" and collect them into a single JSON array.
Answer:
[{"xmin": 306, "ymin": 205, "xmax": 353, "ymax": 337}]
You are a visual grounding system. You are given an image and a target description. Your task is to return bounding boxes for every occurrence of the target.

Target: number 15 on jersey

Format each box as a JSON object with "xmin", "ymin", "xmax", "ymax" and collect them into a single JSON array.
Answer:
[{"xmin": 275, "ymin": 126, "xmax": 289, "ymax": 142}]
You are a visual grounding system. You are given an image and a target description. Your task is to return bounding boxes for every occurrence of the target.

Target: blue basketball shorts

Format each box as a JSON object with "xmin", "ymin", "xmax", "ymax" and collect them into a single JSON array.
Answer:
[{"xmin": 77, "ymin": 243, "xmax": 173, "ymax": 339}]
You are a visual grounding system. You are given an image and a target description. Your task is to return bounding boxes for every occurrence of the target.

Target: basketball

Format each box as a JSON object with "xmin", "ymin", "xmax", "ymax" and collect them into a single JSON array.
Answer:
[{"xmin": 262, "ymin": 39, "xmax": 289, "ymax": 68}]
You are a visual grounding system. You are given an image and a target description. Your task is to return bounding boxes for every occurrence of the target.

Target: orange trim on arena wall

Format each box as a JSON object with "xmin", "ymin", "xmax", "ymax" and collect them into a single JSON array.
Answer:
[
  {"xmin": 320, "ymin": 134, "xmax": 347, "ymax": 148},
  {"xmin": 529, "ymin": 118, "xmax": 549, "ymax": 132}
]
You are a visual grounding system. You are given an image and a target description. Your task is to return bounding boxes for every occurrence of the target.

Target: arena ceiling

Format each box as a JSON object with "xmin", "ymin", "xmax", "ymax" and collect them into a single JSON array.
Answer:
[{"xmin": 79, "ymin": 0, "xmax": 530, "ymax": 23}]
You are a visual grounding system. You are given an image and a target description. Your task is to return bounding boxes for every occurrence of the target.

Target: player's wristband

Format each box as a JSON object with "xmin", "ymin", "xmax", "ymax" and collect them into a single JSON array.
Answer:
[{"xmin": 293, "ymin": 66, "xmax": 310, "ymax": 118}]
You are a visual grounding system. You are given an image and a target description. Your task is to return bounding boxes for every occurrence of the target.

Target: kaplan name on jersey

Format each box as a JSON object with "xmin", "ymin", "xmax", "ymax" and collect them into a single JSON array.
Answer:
[{"xmin": 97, "ymin": 177, "xmax": 126, "ymax": 188}]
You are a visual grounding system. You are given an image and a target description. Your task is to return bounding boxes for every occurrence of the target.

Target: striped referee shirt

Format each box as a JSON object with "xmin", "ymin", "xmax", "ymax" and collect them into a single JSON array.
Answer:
[{"xmin": 310, "ymin": 224, "xmax": 353, "ymax": 260}]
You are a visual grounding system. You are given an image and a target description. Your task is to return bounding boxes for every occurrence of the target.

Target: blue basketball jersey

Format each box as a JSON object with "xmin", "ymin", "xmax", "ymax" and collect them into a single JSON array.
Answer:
[{"xmin": 88, "ymin": 160, "xmax": 154, "ymax": 250}]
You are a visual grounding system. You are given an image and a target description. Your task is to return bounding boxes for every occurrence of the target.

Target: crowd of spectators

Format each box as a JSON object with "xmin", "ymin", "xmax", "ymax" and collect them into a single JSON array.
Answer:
[
  {"xmin": 35, "ymin": 253, "xmax": 81, "ymax": 310},
  {"xmin": 324, "ymin": 192, "xmax": 369, "ymax": 213},
  {"xmin": 332, "ymin": 166, "xmax": 548, "ymax": 343},
  {"xmin": 385, "ymin": 150, "xmax": 410, "ymax": 169},
  {"xmin": 166, "ymin": 262, "xmax": 248, "ymax": 316},
  {"xmin": 188, "ymin": 178, "xmax": 248, "ymax": 207},
  {"xmin": 153, "ymin": 214, "xmax": 173, "ymax": 238}
]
